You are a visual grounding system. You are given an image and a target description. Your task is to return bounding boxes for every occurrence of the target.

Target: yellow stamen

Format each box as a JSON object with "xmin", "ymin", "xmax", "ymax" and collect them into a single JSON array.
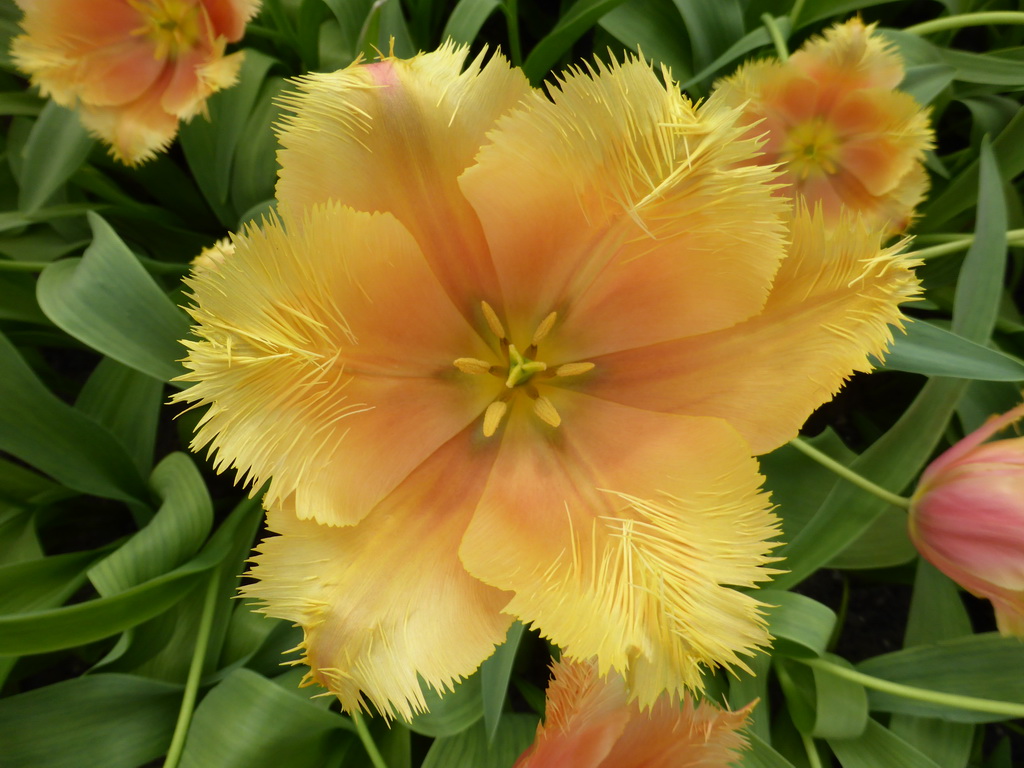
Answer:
[
  {"xmin": 533, "ymin": 396, "xmax": 561, "ymax": 428},
  {"xmin": 556, "ymin": 362, "xmax": 595, "ymax": 377},
  {"xmin": 482, "ymin": 400, "xmax": 508, "ymax": 437},
  {"xmin": 480, "ymin": 301, "xmax": 506, "ymax": 340},
  {"xmin": 531, "ymin": 312, "xmax": 558, "ymax": 346},
  {"xmin": 453, "ymin": 357, "xmax": 494, "ymax": 375}
]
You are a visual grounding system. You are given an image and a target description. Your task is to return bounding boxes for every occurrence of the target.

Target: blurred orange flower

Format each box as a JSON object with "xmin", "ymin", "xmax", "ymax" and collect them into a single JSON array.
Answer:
[
  {"xmin": 11, "ymin": 0, "xmax": 260, "ymax": 165},
  {"xmin": 910, "ymin": 403, "xmax": 1024, "ymax": 636},
  {"xmin": 176, "ymin": 45, "xmax": 918, "ymax": 717},
  {"xmin": 514, "ymin": 659, "xmax": 751, "ymax": 768},
  {"xmin": 714, "ymin": 18, "xmax": 934, "ymax": 231}
]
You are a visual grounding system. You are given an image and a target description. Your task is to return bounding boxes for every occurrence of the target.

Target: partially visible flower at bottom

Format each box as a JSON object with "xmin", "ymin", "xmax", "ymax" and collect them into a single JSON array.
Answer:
[
  {"xmin": 910, "ymin": 403, "xmax": 1024, "ymax": 636},
  {"xmin": 191, "ymin": 237, "xmax": 235, "ymax": 274},
  {"xmin": 514, "ymin": 659, "xmax": 752, "ymax": 768}
]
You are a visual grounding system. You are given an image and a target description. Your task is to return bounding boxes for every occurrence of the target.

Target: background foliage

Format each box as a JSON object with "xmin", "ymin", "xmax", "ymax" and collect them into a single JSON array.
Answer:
[{"xmin": 1, "ymin": 0, "xmax": 1023, "ymax": 766}]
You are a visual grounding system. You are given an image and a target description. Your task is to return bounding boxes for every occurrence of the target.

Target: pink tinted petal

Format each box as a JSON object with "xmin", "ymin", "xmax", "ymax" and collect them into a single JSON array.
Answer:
[
  {"xmin": 245, "ymin": 429, "xmax": 512, "ymax": 719},
  {"xmin": 179, "ymin": 205, "xmax": 499, "ymax": 526},
  {"xmin": 74, "ymin": 39, "xmax": 165, "ymax": 106},
  {"xmin": 201, "ymin": 0, "xmax": 257, "ymax": 40},
  {"xmin": 461, "ymin": 60, "xmax": 786, "ymax": 350},
  {"xmin": 587, "ymin": 209, "xmax": 919, "ymax": 454},
  {"xmin": 460, "ymin": 393, "xmax": 777, "ymax": 704},
  {"xmin": 275, "ymin": 46, "xmax": 532, "ymax": 317},
  {"xmin": 839, "ymin": 137, "xmax": 913, "ymax": 198}
]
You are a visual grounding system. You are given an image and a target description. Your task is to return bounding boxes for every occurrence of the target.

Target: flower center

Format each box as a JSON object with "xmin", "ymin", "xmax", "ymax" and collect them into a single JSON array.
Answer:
[
  {"xmin": 129, "ymin": 0, "xmax": 203, "ymax": 60},
  {"xmin": 454, "ymin": 302, "xmax": 594, "ymax": 437},
  {"xmin": 782, "ymin": 118, "xmax": 841, "ymax": 179}
]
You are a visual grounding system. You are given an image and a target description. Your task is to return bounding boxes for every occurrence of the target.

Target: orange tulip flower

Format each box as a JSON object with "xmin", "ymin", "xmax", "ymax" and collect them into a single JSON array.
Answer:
[
  {"xmin": 714, "ymin": 18, "xmax": 934, "ymax": 232},
  {"xmin": 176, "ymin": 45, "xmax": 919, "ymax": 717},
  {"xmin": 514, "ymin": 659, "xmax": 751, "ymax": 768},
  {"xmin": 11, "ymin": 0, "xmax": 260, "ymax": 165}
]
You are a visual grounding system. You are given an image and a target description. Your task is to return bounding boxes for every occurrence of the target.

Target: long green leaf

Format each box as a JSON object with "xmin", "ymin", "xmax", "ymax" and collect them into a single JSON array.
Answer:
[
  {"xmin": 0, "ymin": 329, "xmax": 148, "ymax": 503},
  {"xmin": 441, "ymin": 0, "xmax": 501, "ymax": 44},
  {"xmin": 179, "ymin": 669, "xmax": 354, "ymax": 768},
  {"xmin": 17, "ymin": 101, "xmax": 95, "ymax": 214},
  {"xmin": 37, "ymin": 212, "xmax": 190, "ymax": 383},
  {"xmin": 522, "ymin": 0, "xmax": 630, "ymax": 83},
  {"xmin": 827, "ymin": 719, "xmax": 943, "ymax": 768},
  {"xmin": 879, "ymin": 320, "xmax": 1024, "ymax": 381},
  {"xmin": 0, "ymin": 674, "xmax": 181, "ymax": 768}
]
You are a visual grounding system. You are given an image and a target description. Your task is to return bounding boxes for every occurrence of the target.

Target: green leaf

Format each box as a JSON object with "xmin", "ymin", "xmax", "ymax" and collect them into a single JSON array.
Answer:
[
  {"xmin": 826, "ymin": 508, "xmax": 915, "ymax": 570},
  {"xmin": 859, "ymin": 634, "xmax": 1024, "ymax": 723},
  {"xmin": 0, "ymin": 91, "xmax": 44, "ymax": 117},
  {"xmin": 680, "ymin": 20, "xmax": 787, "ymax": 92},
  {"xmin": 808, "ymin": 654, "xmax": 868, "ymax": 739},
  {"xmin": 671, "ymin": 0, "xmax": 743, "ymax": 71},
  {"xmin": 406, "ymin": 672, "xmax": 484, "ymax": 738},
  {"xmin": 441, "ymin": 0, "xmax": 501, "ymax": 44},
  {"xmin": 878, "ymin": 320, "xmax": 1024, "ymax": 381},
  {"xmin": 599, "ymin": 0, "xmax": 693, "ymax": 81},
  {"xmin": 17, "ymin": 101, "xmax": 95, "ymax": 214},
  {"xmin": 0, "ymin": 547, "xmax": 107, "ymax": 613},
  {"xmin": 522, "ymin": 0, "xmax": 631, "ymax": 83},
  {"xmin": 951, "ymin": 138, "xmax": 1008, "ymax": 344},
  {"xmin": 0, "ymin": 271, "xmax": 48, "ymax": 323},
  {"xmin": 179, "ymin": 669, "xmax": 355, "ymax": 768},
  {"xmin": 921, "ymin": 108, "xmax": 1024, "ymax": 231},
  {"xmin": 88, "ymin": 453, "xmax": 212, "ymax": 596},
  {"xmin": 0, "ymin": 674, "xmax": 181, "ymax": 768},
  {"xmin": 0, "ymin": 329, "xmax": 148, "ymax": 503},
  {"xmin": 179, "ymin": 49, "xmax": 278, "ymax": 226},
  {"xmin": 37, "ymin": 212, "xmax": 190, "ymax": 382},
  {"xmin": 76, "ymin": 357, "xmax": 163, "ymax": 474},
  {"xmin": 729, "ymin": 651, "xmax": 771, "ymax": 741},
  {"xmin": 230, "ymin": 77, "xmax": 288, "ymax": 218},
  {"xmin": 761, "ymin": 590, "xmax": 835, "ymax": 659},
  {"xmin": 0, "ymin": 494, "xmax": 260, "ymax": 656},
  {"xmin": 827, "ymin": 719, "xmax": 943, "ymax": 768},
  {"xmin": 482, "ymin": 621, "xmax": 525, "ymax": 742},
  {"xmin": 900, "ymin": 64, "xmax": 956, "ymax": 106},
  {"xmin": 743, "ymin": 731, "xmax": 797, "ymax": 768},
  {"xmin": 421, "ymin": 712, "xmax": 538, "ymax": 768}
]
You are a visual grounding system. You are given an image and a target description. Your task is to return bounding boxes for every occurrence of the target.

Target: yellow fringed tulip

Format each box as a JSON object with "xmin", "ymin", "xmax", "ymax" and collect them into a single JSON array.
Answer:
[{"xmin": 176, "ymin": 44, "xmax": 919, "ymax": 717}]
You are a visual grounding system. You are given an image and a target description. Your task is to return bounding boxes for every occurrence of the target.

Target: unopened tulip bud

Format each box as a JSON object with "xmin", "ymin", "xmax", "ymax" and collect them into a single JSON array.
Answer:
[{"xmin": 909, "ymin": 403, "xmax": 1024, "ymax": 636}]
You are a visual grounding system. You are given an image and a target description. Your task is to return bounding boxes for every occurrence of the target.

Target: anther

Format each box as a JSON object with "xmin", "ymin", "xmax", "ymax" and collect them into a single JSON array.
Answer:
[
  {"xmin": 453, "ymin": 357, "xmax": 494, "ymax": 375},
  {"xmin": 531, "ymin": 312, "xmax": 558, "ymax": 346},
  {"xmin": 533, "ymin": 396, "xmax": 561, "ymax": 428},
  {"xmin": 482, "ymin": 400, "xmax": 508, "ymax": 437},
  {"xmin": 556, "ymin": 362, "xmax": 595, "ymax": 377},
  {"xmin": 480, "ymin": 301, "xmax": 506, "ymax": 341}
]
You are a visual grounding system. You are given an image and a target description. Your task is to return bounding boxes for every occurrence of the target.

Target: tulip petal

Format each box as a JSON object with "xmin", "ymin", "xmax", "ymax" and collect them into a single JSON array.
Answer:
[
  {"xmin": 793, "ymin": 18, "xmax": 905, "ymax": 92},
  {"xmin": 244, "ymin": 428, "xmax": 512, "ymax": 719},
  {"xmin": 516, "ymin": 660, "xmax": 752, "ymax": 768},
  {"xmin": 460, "ymin": 57, "xmax": 787, "ymax": 350},
  {"xmin": 176, "ymin": 204, "xmax": 499, "ymax": 526},
  {"xmin": 275, "ymin": 44, "xmax": 532, "ymax": 316},
  {"xmin": 202, "ymin": 0, "xmax": 260, "ymax": 40},
  {"xmin": 587, "ymin": 207, "xmax": 920, "ymax": 454},
  {"xmin": 460, "ymin": 392, "xmax": 779, "ymax": 705}
]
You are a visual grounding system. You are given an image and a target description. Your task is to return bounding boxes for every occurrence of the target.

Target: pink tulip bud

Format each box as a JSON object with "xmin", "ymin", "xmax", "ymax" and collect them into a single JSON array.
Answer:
[{"xmin": 909, "ymin": 403, "xmax": 1024, "ymax": 636}]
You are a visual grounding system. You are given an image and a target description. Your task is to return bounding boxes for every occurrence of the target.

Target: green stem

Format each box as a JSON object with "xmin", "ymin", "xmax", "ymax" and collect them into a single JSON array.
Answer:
[
  {"xmin": 503, "ymin": 0, "xmax": 522, "ymax": 67},
  {"xmin": 800, "ymin": 731, "xmax": 824, "ymax": 768},
  {"xmin": 789, "ymin": 437, "xmax": 911, "ymax": 510},
  {"xmin": 164, "ymin": 568, "xmax": 222, "ymax": 768},
  {"xmin": 802, "ymin": 657, "xmax": 1024, "ymax": 719},
  {"xmin": 0, "ymin": 260, "xmax": 50, "ymax": 272},
  {"xmin": 906, "ymin": 228, "xmax": 1024, "ymax": 261},
  {"xmin": 788, "ymin": 0, "xmax": 806, "ymax": 28},
  {"xmin": 352, "ymin": 711, "xmax": 389, "ymax": 768},
  {"xmin": 0, "ymin": 257, "xmax": 188, "ymax": 275},
  {"xmin": 761, "ymin": 13, "xmax": 790, "ymax": 61},
  {"xmin": 904, "ymin": 12, "xmax": 1024, "ymax": 36}
]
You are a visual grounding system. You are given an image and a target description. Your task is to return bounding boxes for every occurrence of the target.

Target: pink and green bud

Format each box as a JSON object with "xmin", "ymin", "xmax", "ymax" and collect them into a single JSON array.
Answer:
[{"xmin": 909, "ymin": 403, "xmax": 1024, "ymax": 636}]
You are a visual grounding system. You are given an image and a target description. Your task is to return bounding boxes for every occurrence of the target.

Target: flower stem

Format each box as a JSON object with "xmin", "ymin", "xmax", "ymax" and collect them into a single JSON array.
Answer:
[
  {"xmin": 164, "ymin": 568, "xmax": 222, "ymax": 768},
  {"xmin": 788, "ymin": 437, "xmax": 911, "ymax": 510},
  {"xmin": 503, "ymin": 0, "xmax": 523, "ymax": 67},
  {"xmin": 788, "ymin": 0, "xmax": 807, "ymax": 28},
  {"xmin": 904, "ymin": 12, "xmax": 1024, "ymax": 36},
  {"xmin": 802, "ymin": 657, "xmax": 1024, "ymax": 719},
  {"xmin": 906, "ymin": 229, "xmax": 1024, "ymax": 261},
  {"xmin": 801, "ymin": 731, "xmax": 824, "ymax": 768},
  {"xmin": 352, "ymin": 711, "xmax": 389, "ymax": 768},
  {"xmin": 761, "ymin": 13, "xmax": 790, "ymax": 61}
]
